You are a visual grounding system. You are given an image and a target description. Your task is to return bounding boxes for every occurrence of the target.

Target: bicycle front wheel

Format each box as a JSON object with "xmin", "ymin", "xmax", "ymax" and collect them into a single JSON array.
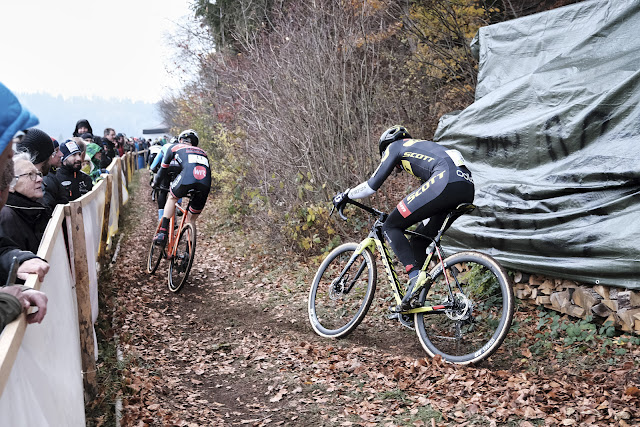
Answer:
[
  {"xmin": 168, "ymin": 223, "xmax": 196, "ymax": 292},
  {"xmin": 147, "ymin": 221, "xmax": 165, "ymax": 274},
  {"xmin": 415, "ymin": 251, "xmax": 514, "ymax": 364},
  {"xmin": 308, "ymin": 243, "xmax": 376, "ymax": 338}
]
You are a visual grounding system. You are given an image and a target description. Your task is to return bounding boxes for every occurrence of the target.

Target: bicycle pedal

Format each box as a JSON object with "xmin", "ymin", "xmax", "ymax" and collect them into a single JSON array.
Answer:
[{"xmin": 399, "ymin": 314, "xmax": 415, "ymax": 330}]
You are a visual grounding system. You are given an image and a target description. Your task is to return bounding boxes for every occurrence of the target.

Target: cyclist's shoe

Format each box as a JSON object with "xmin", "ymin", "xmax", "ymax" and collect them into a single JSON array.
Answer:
[
  {"xmin": 395, "ymin": 271, "xmax": 428, "ymax": 311},
  {"xmin": 153, "ymin": 231, "xmax": 167, "ymax": 247}
]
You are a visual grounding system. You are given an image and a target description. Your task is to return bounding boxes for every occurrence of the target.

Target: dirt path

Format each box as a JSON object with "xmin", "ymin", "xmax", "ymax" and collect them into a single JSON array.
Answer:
[{"xmin": 93, "ymin": 172, "xmax": 639, "ymax": 427}]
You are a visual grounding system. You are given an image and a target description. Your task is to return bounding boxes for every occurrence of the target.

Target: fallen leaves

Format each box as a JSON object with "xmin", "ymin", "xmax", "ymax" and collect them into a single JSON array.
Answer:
[{"xmin": 90, "ymin": 172, "xmax": 640, "ymax": 427}]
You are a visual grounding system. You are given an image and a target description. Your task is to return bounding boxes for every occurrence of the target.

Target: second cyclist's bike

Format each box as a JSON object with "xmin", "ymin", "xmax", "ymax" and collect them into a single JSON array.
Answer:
[
  {"xmin": 308, "ymin": 199, "xmax": 514, "ymax": 365},
  {"xmin": 147, "ymin": 193, "xmax": 197, "ymax": 292}
]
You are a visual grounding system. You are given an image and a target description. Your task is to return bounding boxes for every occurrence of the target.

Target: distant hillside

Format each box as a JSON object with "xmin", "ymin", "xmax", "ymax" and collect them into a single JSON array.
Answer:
[{"xmin": 16, "ymin": 92, "xmax": 164, "ymax": 141}]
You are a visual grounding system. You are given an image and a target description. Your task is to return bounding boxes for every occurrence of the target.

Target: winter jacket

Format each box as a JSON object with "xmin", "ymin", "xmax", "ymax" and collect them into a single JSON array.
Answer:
[
  {"xmin": 42, "ymin": 164, "xmax": 93, "ymax": 212},
  {"xmin": 101, "ymin": 141, "xmax": 117, "ymax": 169},
  {"xmin": 0, "ymin": 192, "xmax": 49, "ymax": 253}
]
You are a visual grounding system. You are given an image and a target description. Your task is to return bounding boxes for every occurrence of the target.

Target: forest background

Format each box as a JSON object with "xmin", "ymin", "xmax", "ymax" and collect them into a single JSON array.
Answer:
[{"xmin": 160, "ymin": 0, "xmax": 582, "ymax": 253}]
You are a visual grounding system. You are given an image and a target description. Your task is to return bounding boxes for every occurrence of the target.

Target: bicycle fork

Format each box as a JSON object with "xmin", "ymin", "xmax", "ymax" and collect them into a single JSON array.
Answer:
[{"xmin": 331, "ymin": 239, "xmax": 375, "ymax": 296}]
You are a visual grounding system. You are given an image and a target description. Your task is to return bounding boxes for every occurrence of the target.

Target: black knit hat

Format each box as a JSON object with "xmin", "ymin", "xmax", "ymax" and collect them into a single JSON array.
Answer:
[
  {"xmin": 17, "ymin": 128, "xmax": 54, "ymax": 164},
  {"xmin": 60, "ymin": 139, "xmax": 82, "ymax": 162}
]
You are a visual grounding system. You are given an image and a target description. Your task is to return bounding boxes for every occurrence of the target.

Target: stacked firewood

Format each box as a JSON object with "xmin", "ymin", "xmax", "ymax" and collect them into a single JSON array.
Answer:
[{"xmin": 512, "ymin": 272, "xmax": 640, "ymax": 333}]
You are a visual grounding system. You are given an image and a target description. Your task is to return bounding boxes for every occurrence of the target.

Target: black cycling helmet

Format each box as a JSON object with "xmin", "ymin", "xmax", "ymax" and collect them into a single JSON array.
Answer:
[
  {"xmin": 179, "ymin": 129, "xmax": 199, "ymax": 146},
  {"xmin": 378, "ymin": 125, "xmax": 411, "ymax": 156}
]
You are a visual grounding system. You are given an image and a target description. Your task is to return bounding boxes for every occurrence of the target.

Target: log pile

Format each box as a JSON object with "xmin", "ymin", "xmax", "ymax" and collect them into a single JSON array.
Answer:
[{"xmin": 512, "ymin": 271, "xmax": 640, "ymax": 333}]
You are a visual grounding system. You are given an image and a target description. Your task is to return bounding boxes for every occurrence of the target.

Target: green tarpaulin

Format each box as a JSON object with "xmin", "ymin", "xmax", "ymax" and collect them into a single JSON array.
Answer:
[{"xmin": 434, "ymin": 0, "xmax": 640, "ymax": 288}]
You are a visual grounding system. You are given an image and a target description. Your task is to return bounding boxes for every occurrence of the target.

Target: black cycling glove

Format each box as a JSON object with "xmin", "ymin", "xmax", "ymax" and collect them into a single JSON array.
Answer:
[{"xmin": 332, "ymin": 189, "xmax": 351, "ymax": 210}]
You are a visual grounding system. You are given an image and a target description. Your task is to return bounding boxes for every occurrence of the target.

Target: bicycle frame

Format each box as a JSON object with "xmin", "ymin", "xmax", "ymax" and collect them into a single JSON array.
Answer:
[
  {"xmin": 166, "ymin": 201, "xmax": 189, "ymax": 260},
  {"xmin": 336, "ymin": 199, "xmax": 471, "ymax": 315}
]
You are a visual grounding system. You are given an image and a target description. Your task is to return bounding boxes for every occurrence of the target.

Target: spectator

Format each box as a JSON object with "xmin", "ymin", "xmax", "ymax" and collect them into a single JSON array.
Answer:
[
  {"xmin": 72, "ymin": 119, "xmax": 93, "ymax": 138},
  {"xmin": 101, "ymin": 128, "xmax": 117, "ymax": 168},
  {"xmin": 115, "ymin": 133, "xmax": 125, "ymax": 157},
  {"xmin": 135, "ymin": 138, "xmax": 145, "ymax": 169},
  {"xmin": 16, "ymin": 128, "xmax": 55, "ymax": 176},
  {"xmin": 42, "ymin": 139, "xmax": 93, "ymax": 210},
  {"xmin": 84, "ymin": 142, "xmax": 108, "ymax": 183},
  {"xmin": 0, "ymin": 152, "xmax": 48, "ymax": 253},
  {"xmin": 50, "ymin": 138, "xmax": 63, "ymax": 171},
  {"xmin": 0, "ymin": 82, "xmax": 50, "ymax": 287},
  {"xmin": 80, "ymin": 132, "xmax": 93, "ymax": 143}
]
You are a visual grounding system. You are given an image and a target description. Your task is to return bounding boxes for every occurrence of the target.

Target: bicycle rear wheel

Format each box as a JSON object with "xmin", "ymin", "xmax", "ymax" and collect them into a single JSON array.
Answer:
[
  {"xmin": 415, "ymin": 251, "xmax": 514, "ymax": 364},
  {"xmin": 308, "ymin": 243, "xmax": 376, "ymax": 338},
  {"xmin": 168, "ymin": 223, "xmax": 196, "ymax": 292},
  {"xmin": 147, "ymin": 221, "xmax": 165, "ymax": 274}
]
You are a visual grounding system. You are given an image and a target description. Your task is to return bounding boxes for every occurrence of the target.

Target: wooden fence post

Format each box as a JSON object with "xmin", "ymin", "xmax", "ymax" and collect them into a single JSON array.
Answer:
[
  {"xmin": 99, "ymin": 174, "xmax": 113, "ymax": 259},
  {"xmin": 66, "ymin": 203, "xmax": 97, "ymax": 401},
  {"xmin": 117, "ymin": 158, "xmax": 124, "ymax": 209}
]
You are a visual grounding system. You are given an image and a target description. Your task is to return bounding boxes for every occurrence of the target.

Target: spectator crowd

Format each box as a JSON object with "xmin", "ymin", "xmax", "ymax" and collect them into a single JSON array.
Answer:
[{"xmin": 0, "ymin": 81, "xmax": 161, "ymax": 332}]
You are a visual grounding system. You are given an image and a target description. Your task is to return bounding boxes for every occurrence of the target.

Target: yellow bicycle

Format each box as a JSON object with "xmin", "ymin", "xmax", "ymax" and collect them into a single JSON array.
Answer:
[{"xmin": 308, "ymin": 199, "xmax": 514, "ymax": 364}]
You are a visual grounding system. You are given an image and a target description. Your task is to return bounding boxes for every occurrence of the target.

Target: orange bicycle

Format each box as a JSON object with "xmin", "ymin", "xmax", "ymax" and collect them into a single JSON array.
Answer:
[{"xmin": 146, "ymin": 193, "xmax": 197, "ymax": 292}]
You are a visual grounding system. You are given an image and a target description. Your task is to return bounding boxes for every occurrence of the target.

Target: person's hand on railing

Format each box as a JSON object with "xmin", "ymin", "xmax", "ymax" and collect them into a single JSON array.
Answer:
[
  {"xmin": 0, "ymin": 286, "xmax": 48, "ymax": 324},
  {"xmin": 17, "ymin": 258, "xmax": 50, "ymax": 282},
  {"xmin": 21, "ymin": 289, "xmax": 48, "ymax": 324}
]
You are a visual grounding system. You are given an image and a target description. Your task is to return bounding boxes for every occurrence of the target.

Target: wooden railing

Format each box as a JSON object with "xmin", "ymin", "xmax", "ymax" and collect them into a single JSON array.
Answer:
[{"xmin": 0, "ymin": 151, "xmax": 144, "ymax": 425}]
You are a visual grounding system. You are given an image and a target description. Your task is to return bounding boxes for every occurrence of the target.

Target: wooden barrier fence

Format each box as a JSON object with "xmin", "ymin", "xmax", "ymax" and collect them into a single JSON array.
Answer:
[{"xmin": 0, "ymin": 151, "xmax": 145, "ymax": 425}]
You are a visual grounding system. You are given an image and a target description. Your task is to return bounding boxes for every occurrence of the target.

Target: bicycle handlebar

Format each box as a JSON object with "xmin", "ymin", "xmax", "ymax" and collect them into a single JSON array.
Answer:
[{"xmin": 331, "ymin": 198, "xmax": 387, "ymax": 222}]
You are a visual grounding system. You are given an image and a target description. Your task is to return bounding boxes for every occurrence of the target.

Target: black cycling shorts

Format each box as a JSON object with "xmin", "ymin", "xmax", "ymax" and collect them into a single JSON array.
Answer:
[{"xmin": 169, "ymin": 172, "xmax": 211, "ymax": 214}]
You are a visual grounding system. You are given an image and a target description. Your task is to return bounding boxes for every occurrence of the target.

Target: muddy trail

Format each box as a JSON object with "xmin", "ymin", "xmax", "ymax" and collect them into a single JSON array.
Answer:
[{"xmin": 89, "ymin": 171, "xmax": 639, "ymax": 427}]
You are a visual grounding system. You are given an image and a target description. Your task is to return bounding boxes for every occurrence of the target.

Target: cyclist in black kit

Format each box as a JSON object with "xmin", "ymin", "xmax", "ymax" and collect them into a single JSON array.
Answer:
[
  {"xmin": 153, "ymin": 129, "xmax": 212, "ymax": 246},
  {"xmin": 333, "ymin": 125, "xmax": 474, "ymax": 312}
]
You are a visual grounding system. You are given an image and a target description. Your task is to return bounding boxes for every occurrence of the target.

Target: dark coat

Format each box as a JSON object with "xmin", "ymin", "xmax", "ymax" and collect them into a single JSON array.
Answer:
[
  {"xmin": 42, "ymin": 164, "xmax": 93, "ymax": 213},
  {"xmin": 0, "ymin": 192, "xmax": 49, "ymax": 253},
  {"xmin": 101, "ymin": 141, "xmax": 117, "ymax": 169}
]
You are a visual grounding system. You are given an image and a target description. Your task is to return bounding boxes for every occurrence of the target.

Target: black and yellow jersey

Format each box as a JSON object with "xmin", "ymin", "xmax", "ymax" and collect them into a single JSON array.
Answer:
[{"xmin": 369, "ymin": 139, "xmax": 471, "ymax": 190}]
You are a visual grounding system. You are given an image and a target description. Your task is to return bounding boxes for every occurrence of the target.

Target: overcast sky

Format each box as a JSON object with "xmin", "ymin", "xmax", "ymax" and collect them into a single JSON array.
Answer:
[{"xmin": 0, "ymin": 0, "xmax": 195, "ymax": 103}]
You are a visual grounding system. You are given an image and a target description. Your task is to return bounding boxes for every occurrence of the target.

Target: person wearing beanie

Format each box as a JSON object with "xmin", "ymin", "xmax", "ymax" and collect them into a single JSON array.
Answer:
[
  {"xmin": 0, "ymin": 82, "xmax": 49, "ymax": 329},
  {"xmin": 80, "ymin": 132, "xmax": 94, "ymax": 143},
  {"xmin": 42, "ymin": 139, "xmax": 93, "ymax": 212},
  {"xmin": 84, "ymin": 142, "xmax": 109, "ymax": 183},
  {"xmin": 73, "ymin": 119, "xmax": 93, "ymax": 137},
  {"xmin": 16, "ymin": 128, "xmax": 55, "ymax": 176}
]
